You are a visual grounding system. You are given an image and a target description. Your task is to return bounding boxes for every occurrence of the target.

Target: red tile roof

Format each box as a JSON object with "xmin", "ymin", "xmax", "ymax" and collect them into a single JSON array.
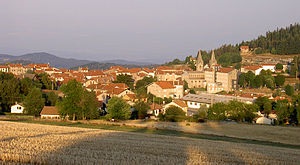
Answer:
[
  {"xmin": 240, "ymin": 46, "xmax": 249, "ymax": 49},
  {"xmin": 155, "ymin": 66, "xmax": 173, "ymax": 71},
  {"xmin": 204, "ymin": 68, "xmax": 213, "ymax": 72},
  {"xmin": 125, "ymin": 68, "xmax": 142, "ymax": 73},
  {"xmin": 155, "ymin": 81, "xmax": 175, "ymax": 89},
  {"xmin": 138, "ymin": 73, "xmax": 147, "ymax": 77},
  {"xmin": 106, "ymin": 88, "xmax": 126, "ymax": 95},
  {"xmin": 218, "ymin": 67, "xmax": 234, "ymax": 73},
  {"xmin": 40, "ymin": 106, "xmax": 59, "ymax": 115},
  {"xmin": 173, "ymin": 100, "xmax": 187, "ymax": 108},
  {"xmin": 103, "ymin": 83, "xmax": 129, "ymax": 90},
  {"xmin": 0, "ymin": 65, "xmax": 8, "ymax": 68},
  {"xmin": 126, "ymin": 93, "xmax": 136, "ymax": 99},
  {"xmin": 261, "ymin": 64, "xmax": 276, "ymax": 66},
  {"xmin": 8, "ymin": 64, "xmax": 23, "ymax": 67},
  {"xmin": 242, "ymin": 65, "xmax": 262, "ymax": 71},
  {"xmin": 36, "ymin": 64, "xmax": 50, "ymax": 68},
  {"xmin": 85, "ymin": 70, "xmax": 105, "ymax": 76},
  {"xmin": 150, "ymin": 103, "xmax": 163, "ymax": 110}
]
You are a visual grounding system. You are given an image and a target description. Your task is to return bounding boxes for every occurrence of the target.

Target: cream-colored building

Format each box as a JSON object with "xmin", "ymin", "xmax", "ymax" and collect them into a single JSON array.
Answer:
[
  {"xmin": 240, "ymin": 46, "xmax": 250, "ymax": 56},
  {"xmin": 216, "ymin": 67, "xmax": 238, "ymax": 92},
  {"xmin": 182, "ymin": 50, "xmax": 206, "ymax": 88},
  {"xmin": 183, "ymin": 49, "xmax": 238, "ymax": 93},
  {"xmin": 155, "ymin": 71, "xmax": 183, "ymax": 82},
  {"xmin": 0, "ymin": 65, "xmax": 9, "ymax": 73},
  {"xmin": 8, "ymin": 64, "xmax": 25, "ymax": 75},
  {"xmin": 147, "ymin": 81, "xmax": 183, "ymax": 99}
]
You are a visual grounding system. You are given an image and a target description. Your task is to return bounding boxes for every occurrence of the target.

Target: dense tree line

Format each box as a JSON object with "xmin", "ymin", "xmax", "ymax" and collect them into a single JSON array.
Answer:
[
  {"xmin": 241, "ymin": 23, "xmax": 300, "ymax": 55},
  {"xmin": 57, "ymin": 79, "xmax": 99, "ymax": 120},
  {"xmin": 208, "ymin": 100, "xmax": 258, "ymax": 122},
  {"xmin": 185, "ymin": 47, "xmax": 242, "ymax": 68},
  {"xmin": 238, "ymin": 71, "xmax": 286, "ymax": 89},
  {"xmin": 72, "ymin": 62, "xmax": 159, "ymax": 70},
  {"xmin": 164, "ymin": 24, "xmax": 300, "ymax": 70},
  {"xmin": 289, "ymin": 56, "xmax": 300, "ymax": 78},
  {"xmin": 255, "ymin": 95, "xmax": 300, "ymax": 125},
  {"xmin": 0, "ymin": 72, "xmax": 56, "ymax": 113}
]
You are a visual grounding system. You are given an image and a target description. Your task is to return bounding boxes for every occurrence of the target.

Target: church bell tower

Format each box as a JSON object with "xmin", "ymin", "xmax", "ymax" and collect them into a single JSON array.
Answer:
[{"xmin": 196, "ymin": 49, "xmax": 204, "ymax": 71}]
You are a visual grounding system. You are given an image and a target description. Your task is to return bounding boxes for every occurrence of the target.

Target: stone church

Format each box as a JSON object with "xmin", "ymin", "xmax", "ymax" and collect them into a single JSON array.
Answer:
[{"xmin": 182, "ymin": 50, "xmax": 238, "ymax": 93}]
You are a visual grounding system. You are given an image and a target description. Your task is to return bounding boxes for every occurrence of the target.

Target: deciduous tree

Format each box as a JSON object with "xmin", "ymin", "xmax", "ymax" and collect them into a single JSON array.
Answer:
[
  {"xmin": 165, "ymin": 106, "xmax": 186, "ymax": 122},
  {"xmin": 285, "ymin": 85, "xmax": 294, "ymax": 96},
  {"xmin": 106, "ymin": 97, "xmax": 131, "ymax": 120},
  {"xmin": 275, "ymin": 75, "xmax": 285, "ymax": 87},
  {"xmin": 23, "ymin": 88, "xmax": 45, "ymax": 116},
  {"xmin": 133, "ymin": 101, "xmax": 150, "ymax": 119}
]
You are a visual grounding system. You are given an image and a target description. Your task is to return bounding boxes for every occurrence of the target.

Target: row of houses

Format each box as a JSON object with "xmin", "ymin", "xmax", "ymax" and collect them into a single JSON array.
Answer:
[
  {"xmin": 0, "ymin": 63, "xmax": 50, "ymax": 75},
  {"xmin": 12, "ymin": 91, "xmax": 280, "ymax": 121},
  {"xmin": 241, "ymin": 63, "xmax": 287, "ymax": 75}
]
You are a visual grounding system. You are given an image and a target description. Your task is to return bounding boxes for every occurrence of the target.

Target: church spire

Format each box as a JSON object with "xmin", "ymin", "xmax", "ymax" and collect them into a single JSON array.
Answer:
[
  {"xmin": 196, "ymin": 49, "xmax": 204, "ymax": 71},
  {"xmin": 209, "ymin": 50, "xmax": 217, "ymax": 67}
]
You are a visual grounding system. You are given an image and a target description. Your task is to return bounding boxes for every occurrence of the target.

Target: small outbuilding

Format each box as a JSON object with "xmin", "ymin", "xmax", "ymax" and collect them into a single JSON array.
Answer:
[
  {"xmin": 256, "ymin": 117, "xmax": 272, "ymax": 125},
  {"xmin": 40, "ymin": 106, "xmax": 60, "ymax": 119},
  {"xmin": 11, "ymin": 103, "xmax": 24, "ymax": 114}
]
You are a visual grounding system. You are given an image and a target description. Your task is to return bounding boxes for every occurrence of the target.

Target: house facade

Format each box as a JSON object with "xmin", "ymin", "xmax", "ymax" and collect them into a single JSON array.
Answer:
[
  {"xmin": 11, "ymin": 103, "xmax": 24, "ymax": 113},
  {"xmin": 8, "ymin": 64, "xmax": 25, "ymax": 75},
  {"xmin": 182, "ymin": 93, "xmax": 255, "ymax": 109},
  {"xmin": 147, "ymin": 81, "xmax": 183, "ymax": 99},
  {"xmin": 0, "ymin": 65, "xmax": 9, "ymax": 73}
]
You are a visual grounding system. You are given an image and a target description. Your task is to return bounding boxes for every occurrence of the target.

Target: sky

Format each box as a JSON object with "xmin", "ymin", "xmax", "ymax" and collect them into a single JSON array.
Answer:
[{"xmin": 0, "ymin": 0, "xmax": 300, "ymax": 64}]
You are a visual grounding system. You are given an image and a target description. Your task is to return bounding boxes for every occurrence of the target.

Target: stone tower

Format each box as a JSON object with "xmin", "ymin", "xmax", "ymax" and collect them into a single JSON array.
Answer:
[
  {"xmin": 196, "ymin": 49, "xmax": 204, "ymax": 71},
  {"xmin": 209, "ymin": 50, "xmax": 218, "ymax": 68}
]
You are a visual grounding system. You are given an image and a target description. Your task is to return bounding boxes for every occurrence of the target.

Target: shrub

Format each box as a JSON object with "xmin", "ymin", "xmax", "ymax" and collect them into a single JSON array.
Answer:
[
  {"xmin": 133, "ymin": 101, "xmax": 150, "ymax": 119},
  {"xmin": 106, "ymin": 97, "xmax": 131, "ymax": 120},
  {"xmin": 165, "ymin": 106, "xmax": 186, "ymax": 122}
]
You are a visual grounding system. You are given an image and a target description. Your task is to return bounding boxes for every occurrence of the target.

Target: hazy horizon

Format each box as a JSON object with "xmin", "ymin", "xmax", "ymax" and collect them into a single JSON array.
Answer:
[{"xmin": 1, "ymin": 0, "xmax": 300, "ymax": 63}]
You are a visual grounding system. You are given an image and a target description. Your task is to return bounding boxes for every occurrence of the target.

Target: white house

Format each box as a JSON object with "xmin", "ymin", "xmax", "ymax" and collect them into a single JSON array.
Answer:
[
  {"xmin": 261, "ymin": 64, "xmax": 276, "ymax": 72},
  {"xmin": 241, "ymin": 64, "xmax": 276, "ymax": 75},
  {"xmin": 11, "ymin": 103, "xmax": 24, "ymax": 113}
]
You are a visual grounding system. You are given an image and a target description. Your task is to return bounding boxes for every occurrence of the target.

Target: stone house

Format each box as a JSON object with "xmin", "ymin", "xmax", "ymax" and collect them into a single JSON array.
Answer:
[{"xmin": 147, "ymin": 81, "xmax": 183, "ymax": 99}]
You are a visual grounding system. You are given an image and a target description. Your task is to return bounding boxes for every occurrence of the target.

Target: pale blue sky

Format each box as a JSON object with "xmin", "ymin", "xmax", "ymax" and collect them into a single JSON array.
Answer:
[{"xmin": 0, "ymin": 0, "xmax": 300, "ymax": 63}]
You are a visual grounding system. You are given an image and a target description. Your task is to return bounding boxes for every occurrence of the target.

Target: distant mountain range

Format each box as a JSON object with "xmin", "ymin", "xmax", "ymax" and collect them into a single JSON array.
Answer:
[
  {"xmin": 71, "ymin": 62, "xmax": 160, "ymax": 70},
  {"xmin": 101, "ymin": 59, "xmax": 154, "ymax": 65},
  {"xmin": 0, "ymin": 52, "xmax": 157, "ymax": 69}
]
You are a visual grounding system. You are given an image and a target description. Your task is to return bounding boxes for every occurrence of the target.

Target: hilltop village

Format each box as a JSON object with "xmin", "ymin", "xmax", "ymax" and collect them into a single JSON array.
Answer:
[{"xmin": 0, "ymin": 46, "xmax": 299, "ymax": 125}]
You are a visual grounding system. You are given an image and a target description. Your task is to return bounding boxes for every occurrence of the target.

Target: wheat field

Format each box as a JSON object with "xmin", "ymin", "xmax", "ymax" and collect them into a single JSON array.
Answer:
[{"xmin": 0, "ymin": 121, "xmax": 299, "ymax": 165}]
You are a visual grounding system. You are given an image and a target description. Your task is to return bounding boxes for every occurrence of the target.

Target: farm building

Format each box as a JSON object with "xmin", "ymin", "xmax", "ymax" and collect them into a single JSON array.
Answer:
[{"xmin": 40, "ymin": 106, "xmax": 60, "ymax": 119}]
